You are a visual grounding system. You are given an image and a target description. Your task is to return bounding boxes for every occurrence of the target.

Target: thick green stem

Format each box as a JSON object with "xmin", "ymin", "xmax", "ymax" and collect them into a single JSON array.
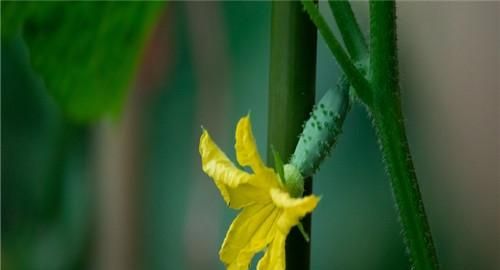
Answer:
[
  {"xmin": 328, "ymin": 0, "xmax": 368, "ymax": 61},
  {"xmin": 369, "ymin": 1, "xmax": 439, "ymax": 269},
  {"xmin": 267, "ymin": 1, "xmax": 317, "ymax": 269},
  {"xmin": 301, "ymin": 0, "xmax": 372, "ymax": 106}
]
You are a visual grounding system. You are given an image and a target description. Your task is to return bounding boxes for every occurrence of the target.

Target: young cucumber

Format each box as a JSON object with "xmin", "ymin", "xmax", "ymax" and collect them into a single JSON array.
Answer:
[{"xmin": 290, "ymin": 78, "xmax": 350, "ymax": 178}]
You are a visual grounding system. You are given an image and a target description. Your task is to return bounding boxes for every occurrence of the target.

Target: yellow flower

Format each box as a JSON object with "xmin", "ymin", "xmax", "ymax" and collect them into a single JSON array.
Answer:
[{"xmin": 199, "ymin": 115, "xmax": 320, "ymax": 270}]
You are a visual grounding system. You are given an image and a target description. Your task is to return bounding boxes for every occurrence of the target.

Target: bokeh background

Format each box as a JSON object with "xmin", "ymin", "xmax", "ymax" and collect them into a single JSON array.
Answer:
[{"xmin": 2, "ymin": 1, "xmax": 498, "ymax": 270}]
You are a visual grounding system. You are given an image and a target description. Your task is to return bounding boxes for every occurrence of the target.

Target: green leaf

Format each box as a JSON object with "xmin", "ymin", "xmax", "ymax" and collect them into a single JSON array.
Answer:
[
  {"xmin": 297, "ymin": 222, "xmax": 310, "ymax": 242},
  {"xmin": 1, "ymin": 2, "xmax": 165, "ymax": 122},
  {"xmin": 0, "ymin": 2, "xmax": 33, "ymax": 39},
  {"xmin": 271, "ymin": 145, "xmax": 285, "ymax": 184}
]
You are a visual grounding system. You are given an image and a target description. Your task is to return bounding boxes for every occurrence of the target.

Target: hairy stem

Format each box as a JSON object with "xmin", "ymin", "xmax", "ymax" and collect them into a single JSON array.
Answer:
[
  {"xmin": 328, "ymin": 0, "xmax": 368, "ymax": 61},
  {"xmin": 301, "ymin": 0, "xmax": 372, "ymax": 106},
  {"xmin": 267, "ymin": 1, "xmax": 317, "ymax": 269},
  {"xmin": 369, "ymin": 1, "xmax": 439, "ymax": 269}
]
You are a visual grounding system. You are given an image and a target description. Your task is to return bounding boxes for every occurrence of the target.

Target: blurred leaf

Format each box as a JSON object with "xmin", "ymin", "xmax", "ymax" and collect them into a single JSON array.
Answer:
[
  {"xmin": 1, "ymin": 2, "xmax": 164, "ymax": 122},
  {"xmin": 0, "ymin": 2, "xmax": 34, "ymax": 38},
  {"xmin": 2, "ymin": 36, "xmax": 93, "ymax": 270}
]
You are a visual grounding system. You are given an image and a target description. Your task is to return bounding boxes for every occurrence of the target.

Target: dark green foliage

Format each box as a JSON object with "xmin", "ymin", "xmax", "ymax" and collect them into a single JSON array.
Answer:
[
  {"xmin": 1, "ymin": 2, "xmax": 164, "ymax": 122},
  {"xmin": 2, "ymin": 37, "xmax": 92, "ymax": 270}
]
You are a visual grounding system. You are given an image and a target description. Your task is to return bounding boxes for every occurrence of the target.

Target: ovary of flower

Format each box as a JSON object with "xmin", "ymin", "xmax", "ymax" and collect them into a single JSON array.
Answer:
[{"xmin": 199, "ymin": 115, "xmax": 320, "ymax": 270}]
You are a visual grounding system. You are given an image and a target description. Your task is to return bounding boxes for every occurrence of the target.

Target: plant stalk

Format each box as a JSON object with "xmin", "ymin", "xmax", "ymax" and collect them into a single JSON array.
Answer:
[
  {"xmin": 267, "ymin": 1, "xmax": 317, "ymax": 269},
  {"xmin": 301, "ymin": 0, "xmax": 372, "ymax": 106},
  {"xmin": 369, "ymin": 1, "xmax": 439, "ymax": 269},
  {"xmin": 328, "ymin": 0, "xmax": 368, "ymax": 61}
]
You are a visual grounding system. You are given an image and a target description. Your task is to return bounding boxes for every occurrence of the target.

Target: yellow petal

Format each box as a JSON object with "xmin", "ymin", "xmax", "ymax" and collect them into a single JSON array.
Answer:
[
  {"xmin": 200, "ymin": 130, "xmax": 270, "ymax": 208},
  {"xmin": 256, "ymin": 232, "xmax": 286, "ymax": 270},
  {"xmin": 235, "ymin": 115, "xmax": 266, "ymax": 173},
  {"xmin": 235, "ymin": 115, "xmax": 282, "ymax": 191},
  {"xmin": 220, "ymin": 203, "xmax": 280, "ymax": 269},
  {"xmin": 225, "ymin": 177, "xmax": 273, "ymax": 208},
  {"xmin": 270, "ymin": 188, "xmax": 320, "ymax": 234}
]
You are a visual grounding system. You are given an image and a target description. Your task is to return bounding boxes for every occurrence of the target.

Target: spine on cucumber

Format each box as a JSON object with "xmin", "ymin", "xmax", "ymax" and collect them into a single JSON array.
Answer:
[{"xmin": 290, "ymin": 78, "xmax": 350, "ymax": 177}]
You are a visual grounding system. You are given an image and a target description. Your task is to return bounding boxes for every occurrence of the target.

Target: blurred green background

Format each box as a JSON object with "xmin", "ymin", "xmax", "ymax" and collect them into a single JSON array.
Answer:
[{"xmin": 2, "ymin": 1, "xmax": 498, "ymax": 270}]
